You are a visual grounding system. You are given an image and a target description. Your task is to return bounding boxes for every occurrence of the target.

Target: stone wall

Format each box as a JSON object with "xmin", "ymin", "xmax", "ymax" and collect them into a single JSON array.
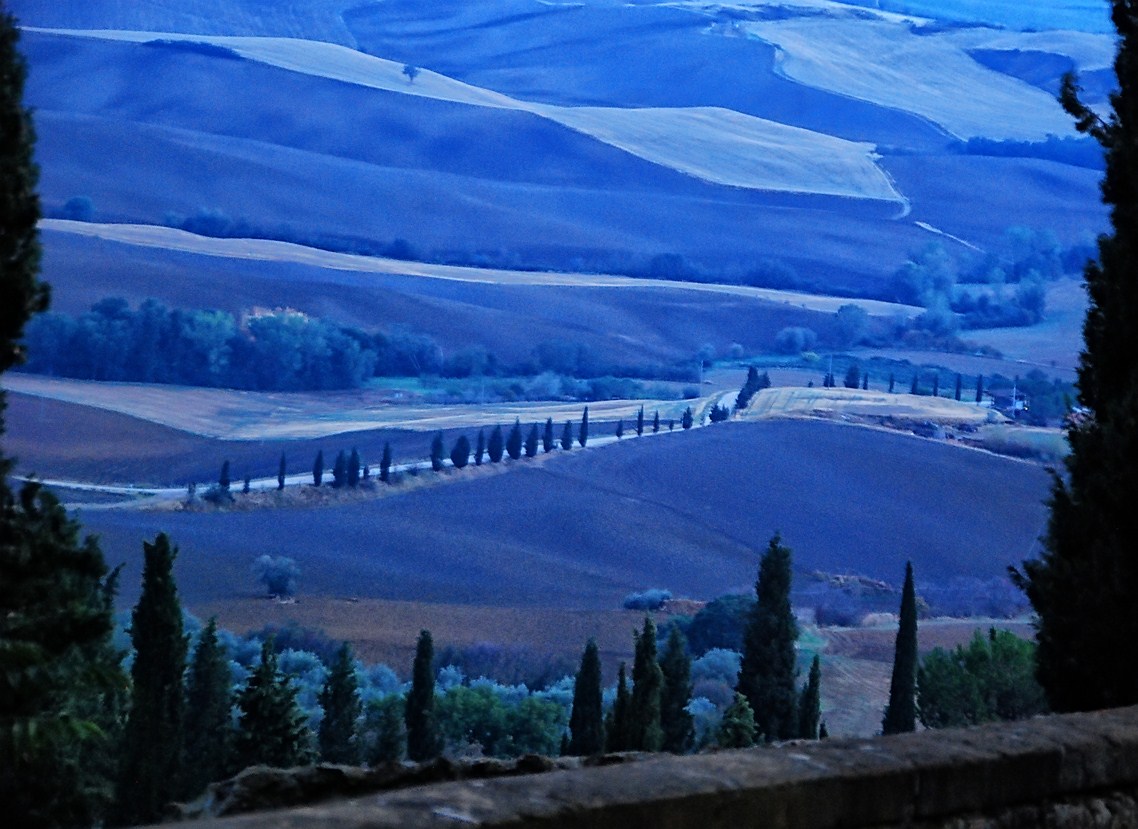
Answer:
[{"xmin": 172, "ymin": 706, "xmax": 1138, "ymax": 828}]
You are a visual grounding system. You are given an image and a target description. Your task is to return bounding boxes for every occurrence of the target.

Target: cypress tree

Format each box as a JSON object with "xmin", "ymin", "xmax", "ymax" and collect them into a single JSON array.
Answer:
[
  {"xmin": 115, "ymin": 533, "xmax": 188, "ymax": 826},
  {"xmin": 604, "ymin": 662, "xmax": 631, "ymax": 752},
  {"xmin": 430, "ymin": 433, "xmax": 444, "ymax": 471},
  {"xmin": 506, "ymin": 418, "xmax": 523, "ymax": 460},
  {"xmin": 380, "ymin": 442, "xmax": 392, "ymax": 483},
  {"xmin": 862, "ymin": 372, "xmax": 869, "ymax": 390},
  {"xmin": 910, "ymin": 374, "xmax": 919, "ymax": 395},
  {"xmin": 450, "ymin": 435, "xmax": 471, "ymax": 469},
  {"xmin": 717, "ymin": 693, "xmax": 756, "ymax": 749},
  {"xmin": 366, "ymin": 695, "xmax": 406, "ymax": 764},
  {"xmin": 542, "ymin": 418, "xmax": 554, "ymax": 453},
  {"xmin": 843, "ymin": 364, "xmax": 860, "ymax": 389},
  {"xmin": 181, "ymin": 619, "xmax": 232, "ymax": 800},
  {"xmin": 798, "ymin": 655, "xmax": 822, "ymax": 740},
  {"xmin": 560, "ymin": 420, "xmax": 573, "ymax": 451},
  {"xmin": 348, "ymin": 448, "xmax": 361, "ymax": 488},
  {"xmin": 313, "ymin": 449, "xmax": 324, "ymax": 486},
  {"xmin": 318, "ymin": 643, "xmax": 361, "ymax": 765},
  {"xmin": 954, "ymin": 374, "xmax": 963, "ymax": 401},
  {"xmin": 652, "ymin": 410, "xmax": 660, "ymax": 433},
  {"xmin": 737, "ymin": 533, "xmax": 799, "ymax": 742},
  {"xmin": 234, "ymin": 638, "xmax": 310, "ymax": 770},
  {"xmin": 659, "ymin": 624, "xmax": 694, "ymax": 754},
  {"xmin": 578, "ymin": 406, "xmax": 589, "ymax": 447},
  {"xmin": 219, "ymin": 459, "xmax": 231, "ymax": 493},
  {"xmin": 474, "ymin": 428, "xmax": 486, "ymax": 465},
  {"xmin": 882, "ymin": 561, "xmax": 918, "ymax": 734},
  {"xmin": 488, "ymin": 424, "xmax": 505, "ymax": 463},
  {"xmin": 889, "ymin": 372, "xmax": 896, "ymax": 393},
  {"xmin": 681, "ymin": 407, "xmax": 694, "ymax": 430},
  {"xmin": 932, "ymin": 373, "xmax": 940, "ymax": 397},
  {"xmin": 525, "ymin": 423, "xmax": 539, "ymax": 457},
  {"xmin": 405, "ymin": 630, "xmax": 440, "ymax": 761},
  {"xmin": 628, "ymin": 616, "xmax": 663, "ymax": 752},
  {"xmin": 242, "ymin": 474, "xmax": 250, "ymax": 494},
  {"xmin": 567, "ymin": 639, "xmax": 604, "ymax": 756},
  {"xmin": 615, "ymin": 418, "xmax": 624, "ymax": 439},
  {"xmin": 975, "ymin": 374, "xmax": 984, "ymax": 403},
  {"xmin": 277, "ymin": 452, "xmax": 286, "ymax": 490},
  {"xmin": 331, "ymin": 449, "xmax": 347, "ymax": 487}
]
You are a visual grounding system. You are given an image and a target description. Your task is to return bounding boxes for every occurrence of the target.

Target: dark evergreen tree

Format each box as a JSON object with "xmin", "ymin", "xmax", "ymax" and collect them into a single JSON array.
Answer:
[
  {"xmin": 348, "ymin": 448, "xmax": 361, "ymax": 488},
  {"xmin": 882, "ymin": 561, "xmax": 918, "ymax": 734},
  {"xmin": 932, "ymin": 373, "xmax": 940, "ymax": 397},
  {"xmin": 318, "ymin": 643, "xmax": 361, "ymax": 765},
  {"xmin": 798, "ymin": 655, "xmax": 822, "ymax": 740},
  {"xmin": 954, "ymin": 374, "xmax": 963, "ymax": 401},
  {"xmin": 313, "ymin": 449, "xmax": 324, "ymax": 486},
  {"xmin": 910, "ymin": 374, "xmax": 919, "ymax": 395},
  {"xmin": 615, "ymin": 418, "xmax": 624, "ymax": 439},
  {"xmin": 242, "ymin": 474, "xmax": 250, "ymax": 495},
  {"xmin": 843, "ymin": 364, "xmax": 860, "ymax": 389},
  {"xmin": 604, "ymin": 662, "xmax": 631, "ymax": 752},
  {"xmin": 889, "ymin": 372, "xmax": 896, "ymax": 393},
  {"xmin": 506, "ymin": 418, "xmax": 523, "ymax": 460},
  {"xmin": 488, "ymin": 424, "xmax": 505, "ymax": 463},
  {"xmin": 737, "ymin": 533, "xmax": 799, "ymax": 742},
  {"xmin": 277, "ymin": 452, "xmax": 286, "ymax": 490},
  {"xmin": 636, "ymin": 405, "xmax": 645, "ymax": 435},
  {"xmin": 474, "ymin": 429, "xmax": 486, "ymax": 465},
  {"xmin": 115, "ymin": 533, "xmax": 188, "ymax": 826},
  {"xmin": 681, "ymin": 407, "xmax": 694, "ymax": 430},
  {"xmin": 234, "ymin": 638, "xmax": 311, "ymax": 770},
  {"xmin": 659, "ymin": 624, "xmax": 694, "ymax": 754},
  {"xmin": 567, "ymin": 639, "xmax": 604, "ymax": 756},
  {"xmin": 332, "ymin": 449, "xmax": 347, "ymax": 488},
  {"xmin": 560, "ymin": 420, "xmax": 573, "ymax": 451},
  {"xmin": 405, "ymin": 630, "xmax": 440, "ymax": 761},
  {"xmin": 578, "ymin": 406, "xmax": 589, "ymax": 447},
  {"xmin": 862, "ymin": 372, "xmax": 869, "ymax": 390},
  {"xmin": 717, "ymin": 693, "xmax": 756, "ymax": 749},
  {"xmin": 542, "ymin": 418, "xmax": 554, "ymax": 453},
  {"xmin": 525, "ymin": 423, "xmax": 539, "ymax": 457},
  {"xmin": 975, "ymin": 375, "xmax": 984, "ymax": 404},
  {"xmin": 628, "ymin": 616, "xmax": 663, "ymax": 752},
  {"xmin": 380, "ymin": 442, "xmax": 392, "ymax": 483},
  {"xmin": 180, "ymin": 619, "xmax": 232, "ymax": 800},
  {"xmin": 365, "ymin": 695, "xmax": 405, "ymax": 764},
  {"xmin": 652, "ymin": 411, "xmax": 660, "ymax": 433},
  {"xmin": 430, "ymin": 432, "xmax": 444, "ymax": 471},
  {"xmin": 450, "ymin": 435, "xmax": 470, "ymax": 469},
  {"xmin": 219, "ymin": 459, "xmax": 231, "ymax": 493}
]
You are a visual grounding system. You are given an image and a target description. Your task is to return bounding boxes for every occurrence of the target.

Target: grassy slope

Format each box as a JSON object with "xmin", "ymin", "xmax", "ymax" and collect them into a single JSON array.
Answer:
[{"xmin": 75, "ymin": 420, "xmax": 1050, "ymax": 610}]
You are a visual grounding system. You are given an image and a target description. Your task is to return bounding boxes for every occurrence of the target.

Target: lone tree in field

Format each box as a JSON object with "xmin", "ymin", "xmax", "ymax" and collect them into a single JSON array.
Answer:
[
  {"xmin": 406, "ymin": 630, "xmax": 441, "ymax": 761},
  {"xmin": 313, "ymin": 449, "xmax": 324, "ymax": 486},
  {"xmin": 542, "ymin": 418, "xmax": 554, "ymax": 453},
  {"xmin": 659, "ymin": 624, "xmax": 694, "ymax": 754},
  {"xmin": 578, "ymin": 406, "xmax": 589, "ymax": 447},
  {"xmin": 843, "ymin": 364, "xmax": 860, "ymax": 389},
  {"xmin": 115, "ymin": 533, "xmax": 188, "ymax": 826},
  {"xmin": 277, "ymin": 452, "xmax": 286, "ymax": 490},
  {"xmin": 474, "ymin": 428, "xmax": 486, "ymax": 465},
  {"xmin": 737, "ymin": 533, "xmax": 799, "ymax": 741},
  {"xmin": 910, "ymin": 374, "xmax": 919, "ymax": 395},
  {"xmin": 975, "ymin": 374, "xmax": 984, "ymax": 403},
  {"xmin": 889, "ymin": 372, "xmax": 896, "ymax": 393},
  {"xmin": 181, "ymin": 618, "xmax": 233, "ymax": 800},
  {"xmin": 636, "ymin": 405, "xmax": 645, "ymax": 435},
  {"xmin": 488, "ymin": 424, "xmax": 505, "ymax": 463},
  {"xmin": 628, "ymin": 616, "xmax": 664, "ymax": 751},
  {"xmin": 430, "ymin": 432, "xmax": 445, "ymax": 471},
  {"xmin": 1012, "ymin": 2, "xmax": 1138, "ymax": 712},
  {"xmin": 1, "ymin": 15, "xmax": 126, "ymax": 821},
  {"xmin": 450, "ymin": 435, "xmax": 470, "ymax": 469},
  {"xmin": 219, "ymin": 459, "xmax": 231, "ymax": 493},
  {"xmin": 652, "ymin": 410, "xmax": 660, "ymax": 433},
  {"xmin": 615, "ymin": 418, "xmax": 624, "ymax": 439},
  {"xmin": 560, "ymin": 420, "xmax": 573, "ymax": 451},
  {"xmin": 798, "ymin": 654, "xmax": 822, "ymax": 740},
  {"xmin": 954, "ymin": 373, "xmax": 963, "ymax": 401},
  {"xmin": 882, "ymin": 561, "xmax": 918, "ymax": 734},
  {"xmin": 402, "ymin": 63, "xmax": 420, "ymax": 84},
  {"xmin": 318, "ymin": 642, "xmax": 361, "ymax": 765},
  {"xmin": 932, "ymin": 373, "xmax": 940, "ymax": 397},
  {"xmin": 567, "ymin": 639, "xmax": 604, "ymax": 756},
  {"xmin": 506, "ymin": 418, "xmax": 523, "ymax": 460},
  {"xmin": 380, "ymin": 442, "xmax": 392, "ymax": 483}
]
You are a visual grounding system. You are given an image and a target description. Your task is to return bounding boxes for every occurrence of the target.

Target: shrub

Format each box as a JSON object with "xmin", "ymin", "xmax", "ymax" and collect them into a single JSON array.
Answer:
[
  {"xmin": 774, "ymin": 327, "xmax": 818, "ymax": 355},
  {"xmin": 252, "ymin": 555, "xmax": 300, "ymax": 598},
  {"xmin": 622, "ymin": 588, "xmax": 672, "ymax": 611},
  {"xmin": 686, "ymin": 594, "xmax": 754, "ymax": 656}
]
